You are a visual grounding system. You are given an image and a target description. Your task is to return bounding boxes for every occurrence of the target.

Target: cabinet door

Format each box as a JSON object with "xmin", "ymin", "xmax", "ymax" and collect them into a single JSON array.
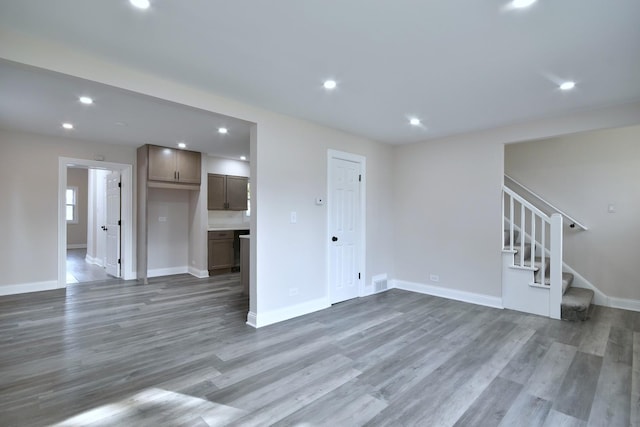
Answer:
[
  {"xmin": 210, "ymin": 239, "xmax": 234, "ymax": 269},
  {"xmin": 148, "ymin": 145, "xmax": 176, "ymax": 182},
  {"xmin": 226, "ymin": 176, "xmax": 249, "ymax": 210},
  {"xmin": 207, "ymin": 239, "xmax": 216, "ymax": 270},
  {"xmin": 176, "ymin": 150, "xmax": 201, "ymax": 184},
  {"xmin": 207, "ymin": 174, "xmax": 226, "ymax": 210}
]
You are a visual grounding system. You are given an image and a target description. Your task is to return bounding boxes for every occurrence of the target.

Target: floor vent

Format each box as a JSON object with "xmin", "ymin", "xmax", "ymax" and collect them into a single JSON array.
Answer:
[{"xmin": 373, "ymin": 276, "xmax": 388, "ymax": 293}]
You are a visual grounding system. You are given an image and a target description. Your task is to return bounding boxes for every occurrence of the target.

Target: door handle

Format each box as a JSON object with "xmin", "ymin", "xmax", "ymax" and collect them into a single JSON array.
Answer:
[
  {"xmin": 101, "ymin": 226, "xmax": 108, "ymax": 231},
  {"xmin": 332, "ymin": 236, "xmax": 338, "ymax": 242}
]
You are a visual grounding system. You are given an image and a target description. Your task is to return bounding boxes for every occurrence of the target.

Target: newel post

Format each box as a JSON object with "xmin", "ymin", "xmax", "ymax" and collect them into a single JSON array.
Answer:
[{"xmin": 549, "ymin": 214, "xmax": 563, "ymax": 319}]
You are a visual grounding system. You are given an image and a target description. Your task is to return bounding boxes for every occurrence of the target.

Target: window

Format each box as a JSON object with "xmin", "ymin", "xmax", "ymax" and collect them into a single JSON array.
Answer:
[{"xmin": 66, "ymin": 187, "xmax": 78, "ymax": 223}]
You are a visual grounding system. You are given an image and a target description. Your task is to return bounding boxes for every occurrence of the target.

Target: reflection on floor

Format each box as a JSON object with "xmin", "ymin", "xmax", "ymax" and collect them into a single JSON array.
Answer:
[{"xmin": 66, "ymin": 248, "xmax": 114, "ymax": 283}]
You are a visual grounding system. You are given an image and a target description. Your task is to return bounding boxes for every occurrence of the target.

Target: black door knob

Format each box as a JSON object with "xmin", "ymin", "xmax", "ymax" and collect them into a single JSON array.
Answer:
[{"xmin": 331, "ymin": 236, "xmax": 338, "ymax": 242}]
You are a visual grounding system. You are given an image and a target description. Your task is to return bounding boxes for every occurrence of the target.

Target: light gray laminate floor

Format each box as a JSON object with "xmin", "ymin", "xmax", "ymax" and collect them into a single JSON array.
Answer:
[
  {"xmin": 0, "ymin": 274, "xmax": 639, "ymax": 426},
  {"xmin": 66, "ymin": 249, "xmax": 114, "ymax": 284}
]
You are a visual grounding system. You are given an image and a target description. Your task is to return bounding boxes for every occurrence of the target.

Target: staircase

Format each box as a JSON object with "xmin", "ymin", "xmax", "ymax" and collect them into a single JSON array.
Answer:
[{"xmin": 502, "ymin": 186, "xmax": 594, "ymax": 321}]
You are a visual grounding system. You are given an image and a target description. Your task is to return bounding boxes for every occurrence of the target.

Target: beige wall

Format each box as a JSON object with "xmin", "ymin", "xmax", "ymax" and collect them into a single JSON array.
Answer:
[
  {"xmin": 147, "ymin": 188, "xmax": 190, "ymax": 272},
  {"xmin": 2, "ymin": 29, "xmax": 640, "ymax": 316},
  {"xmin": 0, "ymin": 129, "xmax": 135, "ymax": 288},
  {"xmin": 0, "ymin": 33, "xmax": 397, "ymax": 321},
  {"xmin": 393, "ymin": 136, "xmax": 504, "ymax": 297},
  {"xmin": 66, "ymin": 167, "xmax": 88, "ymax": 247},
  {"xmin": 505, "ymin": 125, "xmax": 640, "ymax": 300},
  {"xmin": 391, "ymin": 104, "xmax": 640, "ymax": 303}
]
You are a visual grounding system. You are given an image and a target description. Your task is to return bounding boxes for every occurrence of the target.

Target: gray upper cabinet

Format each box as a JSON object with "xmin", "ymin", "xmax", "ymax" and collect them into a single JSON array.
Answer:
[
  {"xmin": 208, "ymin": 173, "xmax": 248, "ymax": 210},
  {"xmin": 147, "ymin": 145, "xmax": 201, "ymax": 186}
]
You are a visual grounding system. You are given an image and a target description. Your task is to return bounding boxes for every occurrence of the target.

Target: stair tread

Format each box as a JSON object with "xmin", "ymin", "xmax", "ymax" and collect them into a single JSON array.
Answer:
[
  {"xmin": 561, "ymin": 287, "xmax": 594, "ymax": 321},
  {"xmin": 513, "ymin": 256, "xmax": 550, "ymax": 270}
]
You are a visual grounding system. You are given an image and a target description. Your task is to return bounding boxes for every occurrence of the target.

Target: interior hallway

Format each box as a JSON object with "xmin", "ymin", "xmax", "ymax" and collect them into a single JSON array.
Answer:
[{"xmin": 66, "ymin": 248, "xmax": 113, "ymax": 284}]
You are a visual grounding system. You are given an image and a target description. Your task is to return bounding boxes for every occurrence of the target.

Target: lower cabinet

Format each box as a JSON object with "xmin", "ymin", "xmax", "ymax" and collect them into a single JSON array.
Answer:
[{"xmin": 208, "ymin": 231, "xmax": 234, "ymax": 274}]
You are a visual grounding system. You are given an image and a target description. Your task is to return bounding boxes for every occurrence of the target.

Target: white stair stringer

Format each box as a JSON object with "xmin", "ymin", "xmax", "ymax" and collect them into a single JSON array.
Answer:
[{"xmin": 502, "ymin": 252, "xmax": 550, "ymax": 317}]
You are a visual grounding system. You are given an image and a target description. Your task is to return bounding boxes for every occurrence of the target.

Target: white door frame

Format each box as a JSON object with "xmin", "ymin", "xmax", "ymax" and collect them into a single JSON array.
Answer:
[
  {"xmin": 327, "ymin": 149, "xmax": 366, "ymax": 301},
  {"xmin": 58, "ymin": 157, "xmax": 135, "ymax": 287}
]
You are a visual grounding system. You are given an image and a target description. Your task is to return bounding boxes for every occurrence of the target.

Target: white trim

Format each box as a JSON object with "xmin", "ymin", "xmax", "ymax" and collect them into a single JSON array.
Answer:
[
  {"xmin": 249, "ymin": 297, "xmax": 330, "ymax": 328},
  {"xmin": 391, "ymin": 279, "xmax": 504, "ymax": 310},
  {"xmin": 327, "ymin": 149, "xmax": 367, "ymax": 303},
  {"xmin": 246, "ymin": 311, "xmax": 257, "ymax": 328},
  {"xmin": 0, "ymin": 280, "xmax": 60, "ymax": 296},
  {"xmin": 85, "ymin": 254, "xmax": 104, "ymax": 267},
  {"xmin": 147, "ymin": 266, "xmax": 189, "ymax": 278},
  {"xmin": 188, "ymin": 266, "xmax": 210, "ymax": 279},
  {"xmin": 609, "ymin": 297, "xmax": 640, "ymax": 312},
  {"xmin": 67, "ymin": 243, "xmax": 87, "ymax": 249},
  {"xmin": 59, "ymin": 158, "xmax": 135, "ymax": 292}
]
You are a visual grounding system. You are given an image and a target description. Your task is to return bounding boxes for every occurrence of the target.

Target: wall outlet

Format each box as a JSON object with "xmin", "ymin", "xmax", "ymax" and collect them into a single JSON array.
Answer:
[
  {"xmin": 290, "ymin": 211, "xmax": 297, "ymax": 223},
  {"xmin": 430, "ymin": 274, "xmax": 440, "ymax": 282},
  {"xmin": 289, "ymin": 287, "xmax": 299, "ymax": 296},
  {"xmin": 158, "ymin": 216, "xmax": 167, "ymax": 222}
]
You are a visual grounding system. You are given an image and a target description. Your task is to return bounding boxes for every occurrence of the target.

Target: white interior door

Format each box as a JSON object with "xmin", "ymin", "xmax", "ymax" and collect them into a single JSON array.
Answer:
[
  {"xmin": 105, "ymin": 171, "xmax": 121, "ymax": 277},
  {"xmin": 329, "ymin": 157, "xmax": 361, "ymax": 304}
]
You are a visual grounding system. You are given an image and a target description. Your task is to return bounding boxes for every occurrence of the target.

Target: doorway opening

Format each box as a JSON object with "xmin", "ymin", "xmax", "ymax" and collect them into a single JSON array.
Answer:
[
  {"xmin": 65, "ymin": 167, "xmax": 123, "ymax": 284},
  {"xmin": 59, "ymin": 158, "xmax": 134, "ymax": 288}
]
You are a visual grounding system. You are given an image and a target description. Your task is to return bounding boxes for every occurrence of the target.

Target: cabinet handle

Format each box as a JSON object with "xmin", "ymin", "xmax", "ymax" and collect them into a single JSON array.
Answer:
[{"xmin": 177, "ymin": 171, "xmax": 180, "ymax": 181}]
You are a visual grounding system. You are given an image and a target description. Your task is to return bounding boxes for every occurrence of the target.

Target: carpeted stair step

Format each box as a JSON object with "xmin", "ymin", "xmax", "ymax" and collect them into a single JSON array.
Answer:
[
  {"xmin": 561, "ymin": 287, "xmax": 594, "ymax": 321},
  {"xmin": 512, "ymin": 255, "xmax": 574, "ymax": 295},
  {"xmin": 542, "ymin": 272, "xmax": 574, "ymax": 295}
]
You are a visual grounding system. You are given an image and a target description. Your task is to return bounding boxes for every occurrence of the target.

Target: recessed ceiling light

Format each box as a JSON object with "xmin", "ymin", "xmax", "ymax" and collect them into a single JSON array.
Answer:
[
  {"xmin": 79, "ymin": 96, "xmax": 93, "ymax": 105},
  {"xmin": 177, "ymin": 142, "xmax": 187, "ymax": 149},
  {"xmin": 559, "ymin": 81, "xmax": 576, "ymax": 91},
  {"xmin": 62, "ymin": 122, "xmax": 74, "ymax": 130},
  {"xmin": 218, "ymin": 127, "xmax": 228, "ymax": 134},
  {"xmin": 240, "ymin": 156, "xmax": 247, "ymax": 161},
  {"xmin": 130, "ymin": 0, "xmax": 150, "ymax": 9},
  {"xmin": 409, "ymin": 118, "xmax": 421, "ymax": 126},
  {"xmin": 511, "ymin": 0, "xmax": 536, "ymax": 8},
  {"xmin": 323, "ymin": 80, "xmax": 337, "ymax": 90}
]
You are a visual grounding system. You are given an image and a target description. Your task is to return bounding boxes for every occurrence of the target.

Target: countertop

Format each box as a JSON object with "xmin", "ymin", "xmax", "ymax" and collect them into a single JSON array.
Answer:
[{"xmin": 207, "ymin": 226, "xmax": 250, "ymax": 231}]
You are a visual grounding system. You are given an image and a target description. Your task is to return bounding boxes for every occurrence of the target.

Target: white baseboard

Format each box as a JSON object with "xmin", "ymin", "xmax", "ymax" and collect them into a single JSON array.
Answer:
[
  {"xmin": 0, "ymin": 280, "xmax": 61, "ymax": 296},
  {"xmin": 67, "ymin": 243, "xmax": 87, "ymax": 249},
  {"xmin": 188, "ymin": 266, "xmax": 210, "ymax": 279},
  {"xmin": 246, "ymin": 311, "xmax": 257, "ymax": 328},
  {"xmin": 609, "ymin": 297, "xmax": 640, "ymax": 312},
  {"xmin": 251, "ymin": 297, "xmax": 330, "ymax": 328},
  {"xmin": 391, "ymin": 279, "xmax": 504, "ymax": 310},
  {"xmin": 147, "ymin": 266, "xmax": 189, "ymax": 278},
  {"xmin": 85, "ymin": 254, "xmax": 104, "ymax": 267}
]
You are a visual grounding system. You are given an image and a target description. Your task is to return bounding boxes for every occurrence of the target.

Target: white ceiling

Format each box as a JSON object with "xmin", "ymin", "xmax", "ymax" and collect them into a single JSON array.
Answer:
[
  {"xmin": 0, "ymin": 60, "xmax": 252, "ymax": 159},
  {"xmin": 0, "ymin": 0, "xmax": 639, "ymax": 145}
]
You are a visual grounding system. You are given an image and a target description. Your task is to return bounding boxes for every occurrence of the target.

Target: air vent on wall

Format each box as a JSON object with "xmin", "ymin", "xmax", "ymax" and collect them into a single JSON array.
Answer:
[{"xmin": 373, "ymin": 275, "xmax": 388, "ymax": 293}]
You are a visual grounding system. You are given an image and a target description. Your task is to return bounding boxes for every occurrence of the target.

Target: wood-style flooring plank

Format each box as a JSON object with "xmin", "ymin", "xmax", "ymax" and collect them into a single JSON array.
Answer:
[{"xmin": 1, "ymin": 276, "xmax": 639, "ymax": 426}]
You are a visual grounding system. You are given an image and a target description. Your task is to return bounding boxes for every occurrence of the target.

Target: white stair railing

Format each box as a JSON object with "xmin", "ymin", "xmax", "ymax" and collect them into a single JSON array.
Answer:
[{"xmin": 502, "ymin": 185, "xmax": 563, "ymax": 319}]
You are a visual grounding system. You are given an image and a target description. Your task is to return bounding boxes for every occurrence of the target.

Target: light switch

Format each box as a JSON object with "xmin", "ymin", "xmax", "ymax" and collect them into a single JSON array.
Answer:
[
  {"xmin": 608, "ymin": 204, "xmax": 616, "ymax": 213},
  {"xmin": 290, "ymin": 211, "xmax": 297, "ymax": 224},
  {"xmin": 159, "ymin": 216, "xmax": 167, "ymax": 222}
]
